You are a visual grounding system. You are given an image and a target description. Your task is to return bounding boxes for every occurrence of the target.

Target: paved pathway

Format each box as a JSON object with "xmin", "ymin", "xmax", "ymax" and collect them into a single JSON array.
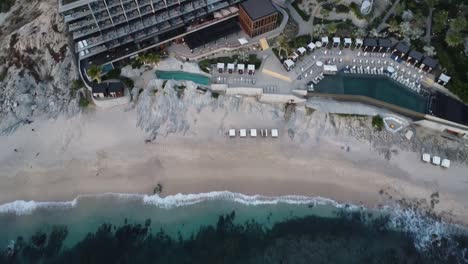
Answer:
[
  {"xmin": 424, "ymin": 8, "xmax": 434, "ymax": 44},
  {"xmin": 376, "ymin": 0, "xmax": 401, "ymax": 32}
]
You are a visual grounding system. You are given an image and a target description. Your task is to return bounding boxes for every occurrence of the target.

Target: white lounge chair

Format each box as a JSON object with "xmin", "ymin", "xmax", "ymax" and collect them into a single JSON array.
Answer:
[{"xmin": 441, "ymin": 159, "xmax": 450, "ymax": 168}]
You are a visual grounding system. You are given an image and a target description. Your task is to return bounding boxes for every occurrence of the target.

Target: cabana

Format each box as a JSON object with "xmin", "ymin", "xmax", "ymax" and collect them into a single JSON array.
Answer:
[
  {"xmin": 271, "ymin": 129, "xmax": 278, "ymax": 138},
  {"xmin": 378, "ymin": 39, "xmax": 392, "ymax": 52},
  {"xmin": 363, "ymin": 38, "xmax": 378, "ymax": 51},
  {"xmin": 422, "ymin": 153, "xmax": 431, "ymax": 162},
  {"xmin": 393, "ymin": 42, "xmax": 410, "ymax": 58},
  {"xmin": 229, "ymin": 129, "xmax": 236, "ymax": 137},
  {"xmin": 239, "ymin": 129, "xmax": 247, "ymax": 137},
  {"xmin": 333, "ymin": 37, "xmax": 341, "ymax": 47},
  {"xmin": 217, "ymin": 63, "xmax": 225, "ymax": 73},
  {"xmin": 227, "ymin": 63, "xmax": 235, "ymax": 74},
  {"xmin": 407, "ymin": 50, "xmax": 423, "ymax": 65},
  {"xmin": 441, "ymin": 159, "xmax": 450, "ymax": 168},
  {"xmin": 420, "ymin": 57, "xmax": 438, "ymax": 72},
  {"xmin": 355, "ymin": 38, "xmax": 363, "ymax": 49},
  {"xmin": 297, "ymin": 47, "xmax": 307, "ymax": 56},
  {"xmin": 247, "ymin": 64, "xmax": 255, "ymax": 75},
  {"xmin": 323, "ymin": 64, "xmax": 338, "ymax": 75},
  {"xmin": 321, "ymin": 36, "xmax": 329, "ymax": 46},
  {"xmin": 344, "ymin": 38, "xmax": 352, "ymax": 48},
  {"xmin": 283, "ymin": 59, "xmax": 295, "ymax": 71},
  {"xmin": 250, "ymin": 129, "xmax": 257, "ymax": 137},
  {"xmin": 237, "ymin": 64, "xmax": 245, "ymax": 74},
  {"xmin": 438, "ymin": 73, "xmax": 451, "ymax": 85},
  {"xmin": 432, "ymin": 156, "xmax": 441, "ymax": 166},
  {"xmin": 290, "ymin": 52, "xmax": 299, "ymax": 61},
  {"xmin": 307, "ymin": 42, "xmax": 316, "ymax": 51}
]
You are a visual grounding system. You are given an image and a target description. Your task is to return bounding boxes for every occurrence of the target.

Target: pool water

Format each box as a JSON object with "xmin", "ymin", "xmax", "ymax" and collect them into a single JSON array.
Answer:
[
  {"xmin": 314, "ymin": 73, "xmax": 429, "ymax": 114},
  {"xmin": 155, "ymin": 70, "xmax": 210, "ymax": 86}
]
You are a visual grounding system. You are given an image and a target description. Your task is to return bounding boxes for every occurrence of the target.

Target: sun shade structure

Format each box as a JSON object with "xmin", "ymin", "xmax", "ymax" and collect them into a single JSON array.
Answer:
[
  {"xmin": 333, "ymin": 37, "xmax": 341, "ymax": 47},
  {"xmin": 247, "ymin": 64, "xmax": 255, "ymax": 74},
  {"xmin": 307, "ymin": 42, "xmax": 316, "ymax": 51},
  {"xmin": 283, "ymin": 59, "xmax": 295, "ymax": 71},
  {"xmin": 441, "ymin": 159, "xmax": 450, "ymax": 168},
  {"xmin": 227, "ymin": 63, "xmax": 235, "ymax": 73},
  {"xmin": 271, "ymin": 129, "xmax": 278, "ymax": 138},
  {"xmin": 229, "ymin": 129, "xmax": 236, "ymax": 137},
  {"xmin": 321, "ymin": 36, "xmax": 329, "ymax": 44},
  {"xmin": 355, "ymin": 38, "xmax": 363, "ymax": 48},
  {"xmin": 344, "ymin": 38, "xmax": 352, "ymax": 47},
  {"xmin": 250, "ymin": 129, "xmax": 257, "ymax": 137},
  {"xmin": 297, "ymin": 47, "xmax": 307, "ymax": 55},
  {"xmin": 422, "ymin": 153, "xmax": 431, "ymax": 162},
  {"xmin": 438, "ymin": 73, "xmax": 451, "ymax": 85},
  {"xmin": 432, "ymin": 156, "xmax": 441, "ymax": 166},
  {"xmin": 217, "ymin": 63, "xmax": 225, "ymax": 73},
  {"xmin": 237, "ymin": 64, "xmax": 245, "ymax": 74}
]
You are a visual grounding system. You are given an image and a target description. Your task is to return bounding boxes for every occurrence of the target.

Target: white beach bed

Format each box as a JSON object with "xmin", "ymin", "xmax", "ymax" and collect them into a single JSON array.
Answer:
[
  {"xmin": 441, "ymin": 159, "xmax": 450, "ymax": 168},
  {"xmin": 422, "ymin": 153, "xmax": 430, "ymax": 163},
  {"xmin": 229, "ymin": 129, "xmax": 236, "ymax": 137},
  {"xmin": 432, "ymin": 156, "xmax": 441, "ymax": 166},
  {"xmin": 271, "ymin": 129, "xmax": 278, "ymax": 138},
  {"xmin": 250, "ymin": 129, "xmax": 257, "ymax": 137},
  {"xmin": 239, "ymin": 129, "xmax": 247, "ymax": 138}
]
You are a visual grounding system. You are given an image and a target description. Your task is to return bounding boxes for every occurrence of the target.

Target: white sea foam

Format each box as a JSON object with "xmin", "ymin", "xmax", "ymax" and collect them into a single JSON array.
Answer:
[
  {"xmin": 0, "ymin": 199, "xmax": 77, "ymax": 216},
  {"xmin": 0, "ymin": 191, "xmax": 463, "ymax": 253},
  {"xmin": 141, "ymin": 191, "xmax": 351, "ymax": 209}
]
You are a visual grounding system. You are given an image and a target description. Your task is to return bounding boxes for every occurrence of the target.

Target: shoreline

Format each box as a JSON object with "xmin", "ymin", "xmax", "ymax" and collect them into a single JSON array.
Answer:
[{"xmin": 0, "ymin": 89, "xmax": 467, "ymax": 226}]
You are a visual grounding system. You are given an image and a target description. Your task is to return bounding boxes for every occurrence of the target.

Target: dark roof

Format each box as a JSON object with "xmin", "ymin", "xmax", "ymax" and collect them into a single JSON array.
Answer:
[
  {"xmin": 240, "ymin": 0, "xmax": 277, "ymax": 21},
  {"xmin": 431, "ymin": 92, "xmax": 468, "ymax": 126},
  {"xmin": 185, "ymin": 17, "xmax": 239, "ymax": 49},
  {"xmin": 363, "ymin": 38, "xmax": 378, "ymax": 47},
  {"xmin": 408, "ymin": 50, "xmax": 423, "ymax": 61},
  {"xmin": 422, "ymin": 57, "xmax": 438, "ymax": 69},
  {"xmin": 395, "ymin": 42, "xmax": 410, "ymax": 53},
  {"xmin": 378, "ymin": 38, "xmax": 392, "ymax": 48},
  {"xmin": 92, "ymin": 82, "xmax": 124, "ymax": 94}
]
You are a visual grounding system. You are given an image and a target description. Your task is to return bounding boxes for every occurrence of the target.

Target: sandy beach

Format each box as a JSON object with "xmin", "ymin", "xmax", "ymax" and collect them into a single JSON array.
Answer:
[{"xmin": 0, "ymin": 85, "xmax": 467, "ymax": 225}]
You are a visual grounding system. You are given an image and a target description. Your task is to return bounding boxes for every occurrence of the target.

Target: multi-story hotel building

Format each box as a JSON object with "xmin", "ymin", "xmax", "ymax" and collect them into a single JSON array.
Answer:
[
  {"xmin": 238, "ymin": 0, "xmax": 278, "ymax": 38},
  {"xmin": 59, "ymin": 0, "xmax": 247, "ymax": 72}
]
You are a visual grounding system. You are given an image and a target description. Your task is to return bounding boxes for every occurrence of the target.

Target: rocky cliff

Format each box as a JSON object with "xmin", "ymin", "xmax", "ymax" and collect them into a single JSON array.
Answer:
[{"xmin": 0, "ymin": 0, "xmax": 79, "ymax": 134}]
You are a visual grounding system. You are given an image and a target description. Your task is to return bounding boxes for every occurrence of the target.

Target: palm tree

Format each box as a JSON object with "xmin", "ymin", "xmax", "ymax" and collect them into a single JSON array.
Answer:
[
  {"xmin": 326, "ymin": 23, "xmax": 337, "ymax": 35},
  {"xmin": 433, "ymin": 10, "xmax": 448, "ymax": 34},
  {"xmin": 276, "ymin": 35, "xmax": 291, "ymax": 59},
  {"xmin": 387, "ymin": 19, "xmax": 399, "ymax": 33},
  {"xmin": 445, "ymin": 31, "xmax": 463, "ymax": 47},
  {"xmin": 87, "ymin": 65, "xmax": 102, "ymax": 83},
  {"xmin": 450, "ymin": 16, "xmax": 467, "ymax": 32},
  {"xmin": 137, "ymin": 53, "xmax": 161, "ymax": 65}
]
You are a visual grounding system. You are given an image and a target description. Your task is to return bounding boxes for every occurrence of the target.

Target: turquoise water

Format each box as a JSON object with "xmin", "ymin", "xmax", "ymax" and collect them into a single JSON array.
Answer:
[
  {"xmin": 314, "ymin": 73, "xmax": 429, "ymax": 114},
  {"xmin": 0, "ymin": 193, "xmax": 466, "ymax": 263},
  {"xmin": 155, "ymin": 70, "xmax": 210, "ymax": 85}
]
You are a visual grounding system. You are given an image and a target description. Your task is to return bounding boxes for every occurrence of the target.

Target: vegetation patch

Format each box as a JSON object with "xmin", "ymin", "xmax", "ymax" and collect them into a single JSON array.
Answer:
[
  {"xmin": 173, "ymin": 84, "xmax": 186, "ymax": 99},
  {"xmin": 198, "ymin": 54, "xmax": 262, "ymax": 73},
  {"xmin": 0, "ymin": 0, "xmax": 15, "ymax": 13},
  {"xmin": 372, "ymin": 115, "xmax": 384, "ymax": 131}
]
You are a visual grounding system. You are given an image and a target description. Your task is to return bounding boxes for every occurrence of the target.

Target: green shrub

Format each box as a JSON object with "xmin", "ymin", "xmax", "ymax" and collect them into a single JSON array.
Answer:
[
  {"xmin": 119, "ymin": 76, "xmax": 134, "ymax": 89},
  {"xmin": 104, "ymin": 68, "xmax": 121, "ymax": 80},
  {"xmin": 0, "ymin": 0, "xmax": 15, "ymax": 13},
  {"xmin": 336, "ymin": 4, "xmax": 350, "ymax": 13},
  {"xmin": 372, "ymin": 115, "xmax": 384, "ymax": 131},
  {"xmin": 350, "ymin": 3, "xmax": 364, "ymax": 19},
  {"xmin": 70, "ymin": 79, "xmax": 84, "ymax": 97},
  {"xmin": 79, "ymin": 96, "xmax": 90, "ymax": 108}
]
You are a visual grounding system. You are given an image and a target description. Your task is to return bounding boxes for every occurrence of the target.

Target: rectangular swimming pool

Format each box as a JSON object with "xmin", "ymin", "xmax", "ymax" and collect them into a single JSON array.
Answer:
[
  {"xmin": 313, "ymin": 73, "xmax": 429, "ymax": 114},
  {"xmin": 155, "ymin": 70, "xmax": 210, "ymax": 86}
]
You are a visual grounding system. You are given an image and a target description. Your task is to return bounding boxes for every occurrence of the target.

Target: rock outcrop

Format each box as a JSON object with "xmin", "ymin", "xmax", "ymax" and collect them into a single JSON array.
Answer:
[{"xmin": 0, "ymin": 0, "xmax": 78, "ymax": 134}]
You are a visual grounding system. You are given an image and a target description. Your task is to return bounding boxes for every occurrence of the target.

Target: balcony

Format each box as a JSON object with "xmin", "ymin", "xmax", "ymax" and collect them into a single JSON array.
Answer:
[
  {"xmin": 126, "ymin": 9, "xmax": 140, "ymax": 20},
  {"xmin": 79, "ymin": 44, "xmax": 107, "ymax": 59},
  {"xmin": 69, "ymin": 16, "xmax": 96, "ymax": 32},
  {"xmin": 90, "ymin": 1, "xmax": 107, "ymax": 12},
  {"xmin": 106, "ymin": 0, "xmax": 122, "ymax": 9},
  {"xmin": 73, "ymin": 25, "xmax": 100, "ymax": 39},
  {"xmin": 64, "ymin": 9, "xmax": 92, "ymax": 23},
  {"xmin": 139, "ymin": 4, "xmax": 153, "ymax": 16},
  {"xmin": 98, "ymin": 18, "xmax": 113, "ymax": 29},
  {"xmin": 109, "ymin": 6, "xmax": 124, "ymax": 17},
  {"xmin": 94, "ymin": 10, "xmax": 111, "ymax": 22}
]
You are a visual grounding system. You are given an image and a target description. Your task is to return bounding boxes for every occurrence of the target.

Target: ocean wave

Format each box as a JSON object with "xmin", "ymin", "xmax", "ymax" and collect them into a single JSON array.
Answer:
[
  {"xmin": 141, "ymin": 191, "xmax": 352, "ymax": 209},
  {"xmin": 0, "ymin": 191, "xmax": 357, "ymax": 216},
  {"xmin": 0, "ymin": 191, "xmax": 464, "ymax": 255},
  {"xmin": 0, "ymin": 199, "xmax": 78, "ymax": 216}
]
